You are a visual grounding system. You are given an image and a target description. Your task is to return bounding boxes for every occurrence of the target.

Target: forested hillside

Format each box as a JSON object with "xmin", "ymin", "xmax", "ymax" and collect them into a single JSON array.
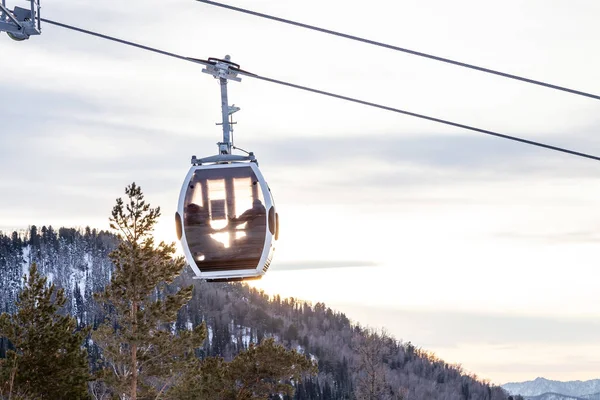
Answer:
[{"xmin": 0, "ymin": 226, "xmax": 515, "ymax": 399}]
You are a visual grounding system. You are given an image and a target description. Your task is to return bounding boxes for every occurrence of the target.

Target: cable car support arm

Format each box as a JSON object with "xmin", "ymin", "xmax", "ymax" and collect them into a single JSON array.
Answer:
[{"xmin": 192, "ymin": 55, "xmax": 256, "ymax": 165}]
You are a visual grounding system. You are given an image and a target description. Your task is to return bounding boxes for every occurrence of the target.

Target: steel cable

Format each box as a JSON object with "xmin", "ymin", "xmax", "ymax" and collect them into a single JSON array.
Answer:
[
  {"xmin": 39, "ymin": 18, "xmax": 600, "ymax": 162},
  {"xmin": 195, "ymin": 0, "xmax": 600, "ymax": 102}
]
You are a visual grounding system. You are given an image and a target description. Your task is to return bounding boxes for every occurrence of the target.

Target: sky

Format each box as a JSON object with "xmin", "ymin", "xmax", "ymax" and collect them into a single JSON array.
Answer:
[{"xmin": 2, "ymin": 0, "xmax": 600, "ymax": 385}]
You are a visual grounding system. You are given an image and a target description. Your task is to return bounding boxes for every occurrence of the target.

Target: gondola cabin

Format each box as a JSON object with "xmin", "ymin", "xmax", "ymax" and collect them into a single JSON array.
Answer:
[
  {"xmin": 175, "ymin": 55, "xmax": 278, "ymax": 281},
  {"xmin": 176, "ymin": 162, "xmax": 278, "ymax": 282}
]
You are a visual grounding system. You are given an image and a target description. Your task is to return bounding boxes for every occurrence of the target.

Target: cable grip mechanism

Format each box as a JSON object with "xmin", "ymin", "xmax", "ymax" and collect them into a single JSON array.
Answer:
[
  {"xmin": 0, "ymin": 0, "xmax": 41, "ymax": 41},
  {"xmin": 202, "ymin": 55, "xmax": 241, "ymax": 82}
]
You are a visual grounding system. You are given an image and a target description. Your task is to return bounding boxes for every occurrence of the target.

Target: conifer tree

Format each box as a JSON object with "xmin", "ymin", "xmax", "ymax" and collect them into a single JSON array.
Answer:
[
  {"xmin": 93, "ymin": 183, "xmax": 205, "ymax": 400},
  {"xmin": 171, "ymin": 337, "xmax": 317, "ymax": 399},
  {"xmin": 0, "ymin": 263, "xmax": 90, "ymax": 400}
]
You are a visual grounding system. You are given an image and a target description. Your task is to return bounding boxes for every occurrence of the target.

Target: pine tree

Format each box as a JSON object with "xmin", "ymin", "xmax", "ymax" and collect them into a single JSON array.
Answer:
[
  {"xmin": 0, "ymin": 263, "xmax": 90, "ymax": 400},
  {"xmin": 92, "ymin": 182, "xmax": 205, "ymax": 400},
  {"xmin": 171, "ymin": 337, "xmax": 317, "ymax": 399}
]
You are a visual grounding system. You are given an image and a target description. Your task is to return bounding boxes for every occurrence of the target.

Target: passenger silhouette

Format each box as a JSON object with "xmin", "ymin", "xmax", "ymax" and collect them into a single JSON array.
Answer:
[
  {"xmin": 184, "ymin": 203, "xmax": 209, "ymax": 226},
  {"xmin": 228, "ymin": 199, "xmax": 267, "ymax": 259},
  {"xmin": 184, "ymin": 203, "xmax": 224, "ymax": 261}
]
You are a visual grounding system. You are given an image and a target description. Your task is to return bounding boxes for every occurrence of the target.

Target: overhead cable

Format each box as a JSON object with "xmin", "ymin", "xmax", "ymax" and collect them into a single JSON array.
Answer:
[
  {"xmin": 246, "ymin": 74, "xmax": 600, "ymax": 162},
  {"xmin": 40, "ymin": 19, "xmax": 600, "ymax": 162},
  {"xmin": 196, "ymin": 0, "xmax": 600, "ymax": 102},
  {"xmin": 41, "ymin": 18, "xmax": 207, "ymax": 64}
]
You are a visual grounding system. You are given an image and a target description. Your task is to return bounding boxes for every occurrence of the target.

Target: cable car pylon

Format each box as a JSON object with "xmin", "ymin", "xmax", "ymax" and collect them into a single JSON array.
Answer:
[
  {"xmin": 0, "ymin": 0, "xmax": 41, "ymax": 41},
  {"xmin": 176, "ymin": 56, "xmax": 278, "ymax": 282}
]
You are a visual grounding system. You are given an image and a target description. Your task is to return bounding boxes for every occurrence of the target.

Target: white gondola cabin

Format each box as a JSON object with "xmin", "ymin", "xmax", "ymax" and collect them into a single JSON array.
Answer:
[
  {"xmin": 176, "ymin": 162, "xmax": 277, "ymax": 281},
  {"xmin": 175, "ymin": 55, "xmax": 278, "ymax": 282}
]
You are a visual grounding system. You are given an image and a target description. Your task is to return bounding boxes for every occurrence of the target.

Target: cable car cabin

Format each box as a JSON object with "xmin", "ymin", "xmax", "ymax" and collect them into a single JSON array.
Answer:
[{"xmin": 176, "ymin": 162, "xmax": 277, "ymax": 282}]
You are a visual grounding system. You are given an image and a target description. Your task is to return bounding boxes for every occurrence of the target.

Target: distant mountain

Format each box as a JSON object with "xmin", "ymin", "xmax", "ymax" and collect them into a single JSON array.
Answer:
[
  {"xmin": 524, "ymin": 392, "xmax": 585, "ymax": 400},
  {"xmin": 0, "ymin": 225, "xmax": 514, "ymax": 400},
  {"xmin": 503, "ymin": 377, "xmax": 600, "ymax": 398},
  {"xmin": 521, "ymin": 392, "xmax": 600, "ymax": 400}
]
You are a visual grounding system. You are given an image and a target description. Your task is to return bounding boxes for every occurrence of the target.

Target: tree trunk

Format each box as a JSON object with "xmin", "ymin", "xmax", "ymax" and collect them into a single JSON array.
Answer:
[
  {"xmin": 8, "ymin": 352, "xmax": 17, "ymax": 400},
  {"xmin": 131, "ymin": 301, "xmax": 138, "ymax": 400}
]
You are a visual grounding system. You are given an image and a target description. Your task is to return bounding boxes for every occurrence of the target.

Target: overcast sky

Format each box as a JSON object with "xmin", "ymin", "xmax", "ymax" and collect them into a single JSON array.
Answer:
[{"xmin": 2, "ymin": 0, "xmax": 600, "ymax": 385}]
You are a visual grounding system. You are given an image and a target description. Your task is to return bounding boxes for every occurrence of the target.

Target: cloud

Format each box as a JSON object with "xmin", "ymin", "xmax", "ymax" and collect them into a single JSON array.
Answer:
[
  {"xmin": 495, "ymin": 230, "xmax": 600, "ymax": 244},
  {"xmin": 332, "ymin": 305, "xmax": 600, "ymax": 348},
  {"xmin": 253, "ymin": 130, "xmax": 600, "ymax": 175},
  {"xmin": 3, "ymin": 0, "xmax": 600, "ymax": 241},
  {"xmin": 272, "ymin": 260, "xmax": 379, "ymax": 271},
  {"xmin": 491, "ymin": 359, "xmax": 600, "ymax": 376}
]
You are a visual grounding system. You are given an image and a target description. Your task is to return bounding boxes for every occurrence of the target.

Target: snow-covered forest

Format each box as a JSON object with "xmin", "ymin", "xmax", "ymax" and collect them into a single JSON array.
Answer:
[{"xmin": 0, "ymin": 226, "xmax": 518, "ymax": 399}]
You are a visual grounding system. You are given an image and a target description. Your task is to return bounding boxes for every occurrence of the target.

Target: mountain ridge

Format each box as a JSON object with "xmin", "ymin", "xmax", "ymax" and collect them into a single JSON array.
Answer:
[
  {"xmin": 0, "ymin": 225, "xmax": 514, "ymax": 399},
  {"xmin": 520, "ymin": 391, "xmax": 600, "ymax": 400},
  {"xmin": 503, "ymin": 377, "xmax": 600, "ymax": 398}
]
